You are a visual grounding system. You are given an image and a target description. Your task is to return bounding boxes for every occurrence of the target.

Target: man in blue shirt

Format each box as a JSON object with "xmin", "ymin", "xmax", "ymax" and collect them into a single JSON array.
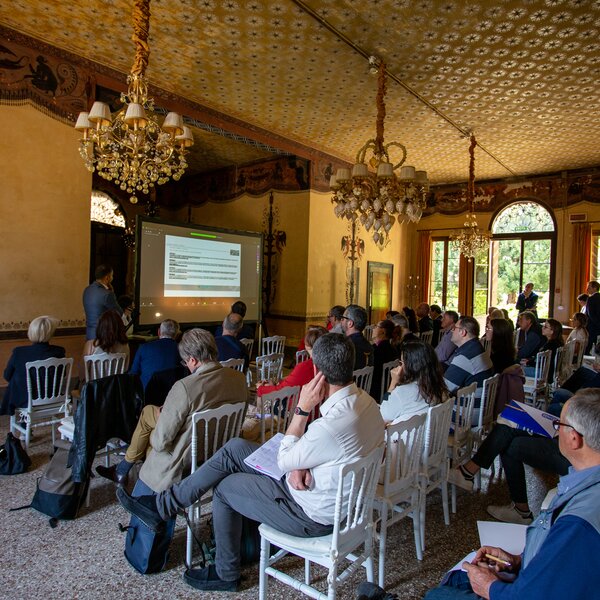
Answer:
[
  {"xmin": 215, "ymin": 313, "xmax": 249, "ymax": 370},
  {"xmin": 129, "ymin": 319, "xmax": 181, "ymax": 389},
  {"xmin": 444, "ymin": 316, "xmax": 493, "ymax": 397},
  {"xmin": 425, "ymin": 388, "xmax": 600, "ymax": 600},
  {"xmin": 82, "ymin": 264, "xmax": 122, "ymax": 340}
]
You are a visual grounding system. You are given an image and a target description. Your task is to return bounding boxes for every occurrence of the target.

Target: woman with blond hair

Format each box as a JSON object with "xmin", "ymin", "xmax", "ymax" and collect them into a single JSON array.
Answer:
[{"xmin": 0, "ymin": 316, "xmax": 65, "ymax": 417}]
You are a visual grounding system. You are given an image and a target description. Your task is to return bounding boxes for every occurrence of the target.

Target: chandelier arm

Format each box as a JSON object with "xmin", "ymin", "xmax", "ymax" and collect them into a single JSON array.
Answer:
[
  {"xmin": 355, "ymin": 139, "xmax": 377, "ymax": 165},
  {"xmin": 375, "ymin": 62, "xmax": 386, "ymax": 158},
  {"xmin": 130, "ymin": 0, "xmax": 151, "ymax": 77},
  {"xmin": 383, "ymin": 142, "xmax": 407, "ymax": 171}
]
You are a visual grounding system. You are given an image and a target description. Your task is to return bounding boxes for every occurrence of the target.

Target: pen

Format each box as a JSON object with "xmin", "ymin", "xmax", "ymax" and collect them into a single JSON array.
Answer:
[{"xmin": 484, "ymin": 554, "xmax": 511, "ymax": 567}]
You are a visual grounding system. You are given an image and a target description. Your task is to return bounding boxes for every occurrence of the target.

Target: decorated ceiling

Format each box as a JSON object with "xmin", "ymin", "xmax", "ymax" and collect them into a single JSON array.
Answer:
[{"xmin": 1, "ymin": 0, "xmax": 600, "ymax": 186}]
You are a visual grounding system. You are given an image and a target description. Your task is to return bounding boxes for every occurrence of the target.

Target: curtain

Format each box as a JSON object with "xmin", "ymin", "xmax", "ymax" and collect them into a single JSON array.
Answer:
[
  {"xmin": 458, "ymin": 255, "xmax": 474, "ymax": 316},
  {"xmin": 417, "ymin": 231, "xmax": 431, "ymax": 302},
  {"xmin": 570, "ymin": 222, "xmax": 591, "ymax": 314}
]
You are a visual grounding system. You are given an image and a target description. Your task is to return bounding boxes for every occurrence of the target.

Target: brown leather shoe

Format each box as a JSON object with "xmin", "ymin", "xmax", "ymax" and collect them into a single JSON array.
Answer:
[{"xmin": 96, "ymin": 464, "xmax": 128, "ymax": 486}]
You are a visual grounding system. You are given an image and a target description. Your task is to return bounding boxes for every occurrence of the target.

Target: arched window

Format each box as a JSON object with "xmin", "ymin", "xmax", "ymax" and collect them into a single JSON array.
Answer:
[
  {"xmin": 91, "ymin": 191, "xmax": 126, "ymax": 228},
  {"xmin": 485, "ymin": 200, "xmax": 556, "ymax": 320}
]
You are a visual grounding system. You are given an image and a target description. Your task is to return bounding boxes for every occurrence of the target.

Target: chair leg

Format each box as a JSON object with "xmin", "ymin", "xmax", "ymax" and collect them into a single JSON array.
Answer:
[
  {"xmin": 25, "ymin": 422, "xmax": 31, "ymax": 452},
  {"xmin": 420, "ymin": 491, "xmax": 427, "ymax": 553},
  {"xmin": 327, "ymin": 562, "xmax": 338, "ymax": 600},
  {"xmin": 259, "ymin": 535, "xmax": 270, "ymax": 600},
  {"xmin": 186, "ymin": 506, "xmax": 193, "ymax": 568},
  {"xmin": 304, "ymin": 559, "xmax": 311, "ymax": 585},
  {"xmin": 378, "ymin": 507, "xmax": 388, "ymax": 588},
  {"xmin": 451, "ymin": 483, "xmax": 457, "ymax": 514},
  {"xmin": 441, "ymin": 478, "xmax": 450, "ymax": 526},
  {"xmin": 412, "ymin": 493, "xmax": 423, "ymax": 561}
]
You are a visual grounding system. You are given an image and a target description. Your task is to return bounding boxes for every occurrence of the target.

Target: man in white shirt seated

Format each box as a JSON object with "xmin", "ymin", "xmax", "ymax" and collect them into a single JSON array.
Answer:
[{"xmin": 116, "ymin": 333, "xmax": 385, "ymax": 592}]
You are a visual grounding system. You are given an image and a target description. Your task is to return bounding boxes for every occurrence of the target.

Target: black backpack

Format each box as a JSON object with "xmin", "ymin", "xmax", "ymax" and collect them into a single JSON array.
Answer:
[
  {"xmin": 12, "ymin": 443, "xmax": 89, "ymax": 527},
  {"xmin": 0, "ymin": 432, "xmax": 31, "ymax": 475}
]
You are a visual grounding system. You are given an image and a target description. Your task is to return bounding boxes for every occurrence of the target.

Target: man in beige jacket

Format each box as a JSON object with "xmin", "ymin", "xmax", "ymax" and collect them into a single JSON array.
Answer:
[{"xmin": 97, "ymin": 328, "xmax": 248, "ymax": 493}]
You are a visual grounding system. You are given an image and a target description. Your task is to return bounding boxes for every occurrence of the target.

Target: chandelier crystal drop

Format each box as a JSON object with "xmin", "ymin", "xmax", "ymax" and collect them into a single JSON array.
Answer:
[
  {"xmin": 74, "ymin": 0, "xmax": 193, "ymax": 204},
  {"xmin": 330, "ymin": 58, "xmax": 429, "ymax": 249},
  {"xmin": 450, "ymin": 135, "xmax": 490, "ymax": 261}
]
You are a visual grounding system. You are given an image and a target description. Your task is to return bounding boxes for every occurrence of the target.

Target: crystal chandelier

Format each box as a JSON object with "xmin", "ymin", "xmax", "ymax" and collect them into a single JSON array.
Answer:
[
  {"xmin": 74, "ymin": 0, "xmax": 193, "ymax": 204},
  {"xmin": 450, "ymin": 135, "xmax": 490, "ymax": 261},
  {"xmin": 330, "ymin": 57, "xmax": 429, "ymax": 249}
]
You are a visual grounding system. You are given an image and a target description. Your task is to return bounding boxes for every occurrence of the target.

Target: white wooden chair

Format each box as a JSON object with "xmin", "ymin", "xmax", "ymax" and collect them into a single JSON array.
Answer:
[
  {"xmin": 295, "ymin": 349, "xmax": 310, "ymax": 364},
  {"xmin": 258, "ymin": 445, "xmax": 384, "ymax": 600},
  {"xmin": 550, "ymin": 346, "xmax": 565, "ymax": 393},
  {"xmin": 10, "ymin": 357, "xmax": 73, "ymax": 451},
  {"xmin": 523, "ymin": 349, "xmax": 552, "ymax": 409},
  {"xmin": 240, "ymin": 337, "xmax": 254, "ymax": 360},
  {"xmin": 482, "ymin": 336, "xmax": 491, "ymax": 354},
  {"xmin": 255, "ymin": 352, "xmax": 284, "ymax": 386},
  {"xmin": 419, "ymin": 399, "xmax": 453, "ymax": 552},
  {"xmin": 83, "ymin": 352, "xmax": 127, "ymax": 382},
  {"xmin": 354, "ymin": 365, "xmax": 374, "ymax": 395},
  {"xmin": 559, "ymin": 340, "xmax": 576, "ymax": 382},
  {"xmin": 261, "ymin": 335, "xmax": 285, "ymax": 356},
  {"xmin": 374, "ymin": 413, "xmax": 427, "ymax": 586},
  {"xmin": 258, "ymin": 386, "xmax": 301, "ymax": 443},
  {"xmin": 379, "ymin": 359, "xmax": 400, "ymax": 403},
  {"xmin": 220, "ymin": 358, "xmax": 245, "ymax": 373},
  {"xmin": 472, "ymin": 374, "xmax": 500, "ymax": 491},
  {"xmin": 186, "ymin": 402, "xmax": 247, "ymax": 567},
  {"xmin": 420, "ymin": 330, "xmax": 433, "ymax": 345},
  {"xmin": 363, "ymin": 325, "xmax": 375, "ymax": 342},
  {"xmin": 448, "ymin": 382, "xmax": 477, "ymax": 514}
]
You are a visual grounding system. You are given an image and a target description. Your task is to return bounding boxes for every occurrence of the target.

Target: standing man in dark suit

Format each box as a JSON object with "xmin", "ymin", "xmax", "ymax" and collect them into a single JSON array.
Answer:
[
  {"xmin": 585, "ymin": 280, "xmax": 600, "ymax": 352},
  {"xmin": 129, "ymin": 319, "xmax": 181, "ymax": 390},
  {"xmin": 83, "ymin": 264, "xmax": 122, "ymax": 340}
]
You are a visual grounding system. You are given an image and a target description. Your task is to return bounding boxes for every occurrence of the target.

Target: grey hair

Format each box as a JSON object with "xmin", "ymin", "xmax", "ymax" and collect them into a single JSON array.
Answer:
[
  {"xmin": 344, "ymin": 304, "xmax": 368, "ymax": 332},
  {"xmin": 28, "ymin": 316, "xmax": 59, "ymax": 343},
  {"xmin": 178, "ymin": 328, "xmax": 218, "ymax": 363},
  {"xmin": 566, "ymin": 388, "xmax": 600, "ymax": 453},
  {"xmin": 311, "ymin": 333, "xmax": 354, "ymax": 386},
  {"xmin": 159, "ymin": 319, "xmax": 180, "ymax": 339},
  {"xmin": 391, "ymin": 314, "xmax": 408, "ymax": 329},
  {"xmin": 222, "ymin": 313, "xmax": 243, "ymax": 334}
]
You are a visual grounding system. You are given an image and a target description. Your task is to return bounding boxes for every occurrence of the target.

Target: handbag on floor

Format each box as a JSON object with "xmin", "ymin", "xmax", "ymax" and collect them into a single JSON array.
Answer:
[
  {"xmin": 0, "ymin": 432, "xmax": 31, "ymax": 475},
  {"xmin": 121, "ymin": 513, "xmax": 176, "ymax": 574}
]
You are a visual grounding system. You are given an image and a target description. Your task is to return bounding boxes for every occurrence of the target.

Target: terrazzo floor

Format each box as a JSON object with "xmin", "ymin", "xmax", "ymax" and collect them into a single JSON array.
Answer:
[{"xmin": 0, "ymin": 418, "xmax": 558, "ymax": 600}]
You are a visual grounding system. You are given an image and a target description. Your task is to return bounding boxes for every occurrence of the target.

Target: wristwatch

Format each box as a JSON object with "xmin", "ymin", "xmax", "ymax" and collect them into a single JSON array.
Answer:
[{"xmin": 294, "ymin": 406, "xmax": 310, "ymax": 417}]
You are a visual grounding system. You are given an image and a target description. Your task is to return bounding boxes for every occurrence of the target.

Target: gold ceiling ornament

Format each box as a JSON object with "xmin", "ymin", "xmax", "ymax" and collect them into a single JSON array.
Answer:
[
  {"xmin": 450, "ymin": 134, "xmax": 490, "ymax": 262},
  {"xmin": 74, "ymin": 0, "xmax": 193, "ymax": 204},
  {"xmin": 330, "ymin": 57, "xmax": 429, "ymax": 249}
]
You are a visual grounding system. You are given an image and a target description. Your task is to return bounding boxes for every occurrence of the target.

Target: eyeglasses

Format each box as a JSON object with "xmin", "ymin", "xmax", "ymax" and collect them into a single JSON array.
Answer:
[
  {"xmin": 453, "ymin": 325, "xmax": 466, "ymax": 332},
  {"xmin": 485, "ymin": 326, "xmax": 492, "ymax": 331},
  {"xmin": 341, "ymin": 315, "xmax": 350, "ymax": 320},
  {"xmin": 552, "ymin": 420, "xmax": 583, "ymax": 436}
]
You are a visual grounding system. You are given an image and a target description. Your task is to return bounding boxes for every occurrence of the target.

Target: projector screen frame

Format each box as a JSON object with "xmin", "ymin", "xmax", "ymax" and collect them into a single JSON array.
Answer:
[{"xmin": 133, "ymin": 215, "xmax": 263, "ymax": 333}]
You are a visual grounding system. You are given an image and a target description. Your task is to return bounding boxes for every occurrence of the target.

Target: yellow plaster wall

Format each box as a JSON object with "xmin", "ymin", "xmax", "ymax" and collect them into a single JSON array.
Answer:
[
  {"xmin": 307, "ymin": 190, "xmax": 414, "ymax": 318},
  {"xmin": 0, "ymin": 105, "xmax": 91, "ymax": 328}
]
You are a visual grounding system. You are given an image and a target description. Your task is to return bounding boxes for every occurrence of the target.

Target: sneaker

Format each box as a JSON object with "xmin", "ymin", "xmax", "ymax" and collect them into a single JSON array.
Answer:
[
  {"xmin": 116, "ymin": 488, "xmax": 165, "ymax": 532},
  {"xmin": 487, "ymin": 502, "xmax": 533, "ymax": 525},
  {"xmin": 356, "ymin": 581, "xmax": 398, "ymax": 600},
  {"xmin": 183, "ymin": 565, "xmax": 240, "ymax": 592},
  {"xmin": 447, "ymin": 466, "xmax": 474, "ymax": 491}
]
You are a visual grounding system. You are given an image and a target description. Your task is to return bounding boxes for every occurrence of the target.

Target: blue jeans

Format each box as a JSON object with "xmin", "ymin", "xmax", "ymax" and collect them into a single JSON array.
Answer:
[{"xmin": 424, "ymin": 571, "xmax": 482, "ymax": 599}]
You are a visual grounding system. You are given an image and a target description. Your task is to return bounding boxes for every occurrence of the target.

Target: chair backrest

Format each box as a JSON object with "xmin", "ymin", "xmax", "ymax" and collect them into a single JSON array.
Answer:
[
  {"xmin": 560, "ymin": 340, "xmax": 576, "ymax": 381},
  {"xmin": 190, "ymin": 402, "xmax": 247, "ymax": 473},
  {"xmin": 83, "ymin": 352, "xmax": 127, "ymax": 382},
  {"xmin": 25, "ymin": 357, "xmax": 73, "ymax": 409},
  {"xmin": 255, "ymin": 352, "xmax": 284, "ymax": 384},
  {"xmin": 453, "ymin": 382, "xmax": 477, "ymax": 443},
  {"xmin": 482, "ymin": 336, "xmax": 491, "ymax": 354},
  {"xmin": 363, "ymin": 325, "xmax": 375, "ymax": 342},
  {"xmin": 220, "ymin": 358, "xmax": 245, "ymax": 373},
  {"xmin": 261, "ymin": 335, "xmax": 285, "ymax": 356},
  {"xmin": 572, "ymin": 338, "xmax": 585, "ymax": 370},
  {"xmin": 295, "ymin": 349, "xmax": 310, "ymax": 364},
  {"xmin": 552, "ymin": 345, "xmax": 565, "ymax": 389},
  {"xmin": 380, "ymin": 359, "xmax": 400, "ymax": 403},
  {"xmin": 533, "ymin": 349, "xmax": 552, "ymax": 386},
  {"xmin": 381, "ymin": 413, "xmax": 427, "ymax": 496},
  {"xmin": 259, "ymin": 386, "xmax": 301, "ymax": 442},
  {"xmin": 422, "ymin": 399, "xmax": 453, "ymax": 473},
  {"xmin": 420, "ymin": 330, "xmax": 433, "ymax": 345},
  {"xmin": 477, "ymin": 374, "xmax": 500, "ymax": 431},
  {"xmin": 331, "ymin": 444, "xmax": 385, "ymax": 554},
  {"xmin": 239, "ymin": 337, "xmax": 254, "ymax": 360},
  {"xmin": 353, "ymin": 365, "xmax": 374, "ymax": 394},
  {"xmin": 513, "ymin": 328, "xmax": 520, "ymax": 349}
]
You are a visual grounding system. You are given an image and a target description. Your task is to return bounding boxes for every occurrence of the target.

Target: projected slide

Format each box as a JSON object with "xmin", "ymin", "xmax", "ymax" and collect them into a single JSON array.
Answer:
[
  {"xmin": 136, "ymin": 218, "xmax": 262, "ymax": 327},
  {"xmin": 164, "ymin": 235, "xmax": 241, "ymax": 297}
]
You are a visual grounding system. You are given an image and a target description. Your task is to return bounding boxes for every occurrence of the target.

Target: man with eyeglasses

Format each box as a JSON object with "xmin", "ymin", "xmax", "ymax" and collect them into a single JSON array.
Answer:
[
  {"xmin": 428, "ymin": 388, "xmax": 600, "ymax": 600},
  {"xmin": 341, "ymin": 304, "xmax": 374, "ymax": 370}
]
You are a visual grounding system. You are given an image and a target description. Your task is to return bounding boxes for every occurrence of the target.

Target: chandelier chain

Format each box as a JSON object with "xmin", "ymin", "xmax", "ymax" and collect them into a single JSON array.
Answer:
[{"xmin": 131, "ymin": 0, "xmax": 150, "ymax": 77}]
